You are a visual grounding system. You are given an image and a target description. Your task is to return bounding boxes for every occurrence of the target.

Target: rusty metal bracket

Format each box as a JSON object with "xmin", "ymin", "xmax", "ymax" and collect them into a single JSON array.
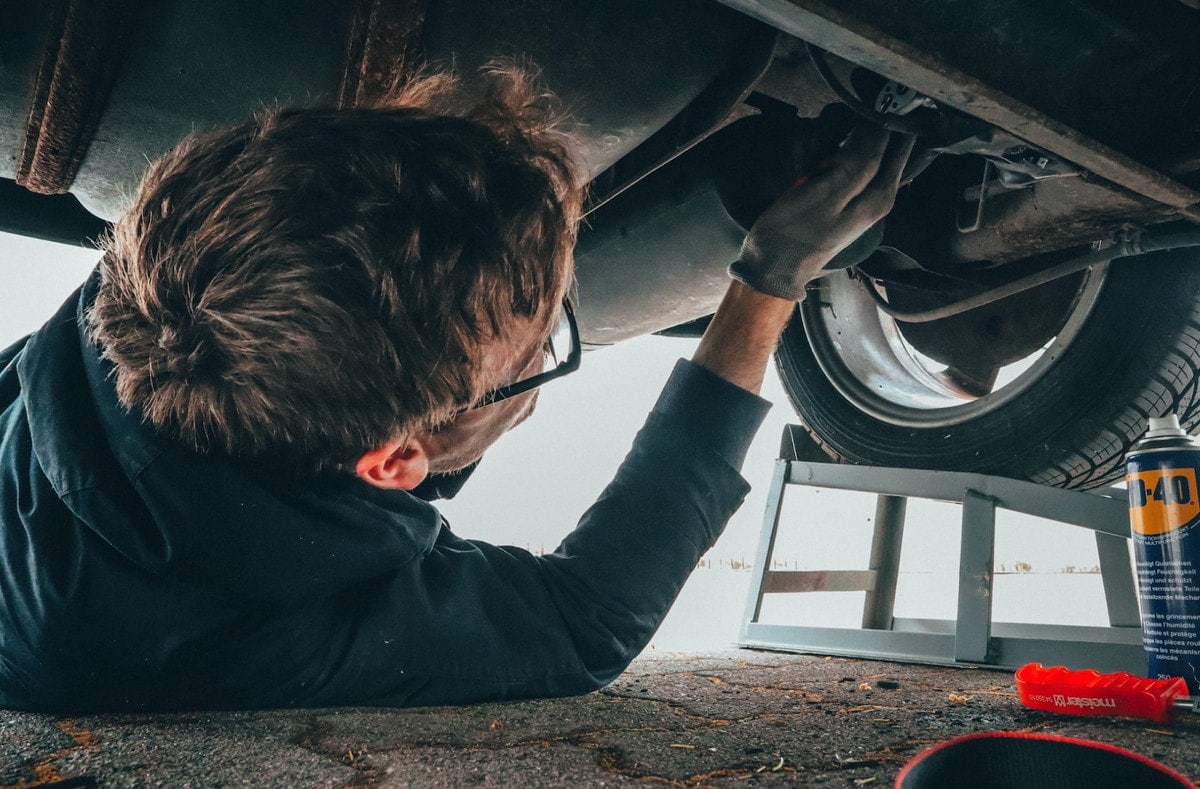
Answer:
[
  {"xmin": 17, "ymin": 0, "xmax": 145, "ymax": 195},
  {"xmin": 337, "ymin": 0, "xmax": 428, "ymax": 109},
  {"xmin": 717, "ymin": 0, "xmax": 1200, "ymax": 223}
]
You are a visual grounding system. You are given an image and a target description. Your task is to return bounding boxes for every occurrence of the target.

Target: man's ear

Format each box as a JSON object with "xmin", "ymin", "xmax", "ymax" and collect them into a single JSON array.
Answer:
[{"xmin": 355, "ymin": 438, "xmax": 430, "ymax": 490}]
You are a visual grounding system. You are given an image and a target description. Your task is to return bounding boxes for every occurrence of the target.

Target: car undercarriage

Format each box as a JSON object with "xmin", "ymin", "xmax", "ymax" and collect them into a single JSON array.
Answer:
[{"xmin": 4, "ymin": 0, "xmax": 1200, "ymax": 487}]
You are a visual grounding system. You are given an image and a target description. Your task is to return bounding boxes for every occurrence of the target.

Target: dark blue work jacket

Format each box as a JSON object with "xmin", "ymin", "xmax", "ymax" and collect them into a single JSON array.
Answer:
[{"xmin": 0, "ymin": 272, "xmax": 765, "ymax": 712}]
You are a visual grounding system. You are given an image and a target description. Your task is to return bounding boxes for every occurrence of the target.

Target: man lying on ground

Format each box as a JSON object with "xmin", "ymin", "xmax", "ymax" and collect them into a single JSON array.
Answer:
[{"xmin": 0, "ymin": 65, "xmax": 911, "ymax": 711}]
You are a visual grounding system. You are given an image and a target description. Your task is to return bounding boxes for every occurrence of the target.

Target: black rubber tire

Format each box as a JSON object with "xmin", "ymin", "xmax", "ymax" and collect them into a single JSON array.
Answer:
[{"xmin": 775, "ymin": 249, "xmax": 1200, "ymax": 490}]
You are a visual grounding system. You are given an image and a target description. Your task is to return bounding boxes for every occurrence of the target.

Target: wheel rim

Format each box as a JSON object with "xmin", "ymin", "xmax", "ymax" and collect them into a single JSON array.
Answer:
[{"xmin": 800, "ymin": 266, "xmax": 1109, "ymax": 429}]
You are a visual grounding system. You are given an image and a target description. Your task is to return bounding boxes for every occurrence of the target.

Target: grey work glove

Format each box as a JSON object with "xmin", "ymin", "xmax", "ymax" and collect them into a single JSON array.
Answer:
[{"xmin": 729, "ymin": 126, "xmax": 916, "ymax": 301}]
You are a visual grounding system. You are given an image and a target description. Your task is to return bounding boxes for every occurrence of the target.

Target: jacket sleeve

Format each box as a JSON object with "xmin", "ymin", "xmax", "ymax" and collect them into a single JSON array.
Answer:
[{"xmin": 283, "ymin": 360, "xmax": 771, "ymax": 708}]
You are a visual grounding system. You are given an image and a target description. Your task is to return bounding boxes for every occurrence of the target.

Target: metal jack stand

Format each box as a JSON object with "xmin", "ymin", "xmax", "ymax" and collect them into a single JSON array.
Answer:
[{"xmin": 739, "ymin": 425, "xmax": 1145, "ymax": 673}]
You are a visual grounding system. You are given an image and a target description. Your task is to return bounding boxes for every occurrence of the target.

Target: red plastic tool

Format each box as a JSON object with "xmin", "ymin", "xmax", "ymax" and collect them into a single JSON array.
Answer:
[{"xmin": 1015, "ymin": 663, "xmax": 1196, "ymax": 724}]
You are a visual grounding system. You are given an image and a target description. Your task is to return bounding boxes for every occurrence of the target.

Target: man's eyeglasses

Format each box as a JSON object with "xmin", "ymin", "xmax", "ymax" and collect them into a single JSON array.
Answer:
[{"xmin": 466, "ymin": 302, "xmax": 581, "ymax": 411}]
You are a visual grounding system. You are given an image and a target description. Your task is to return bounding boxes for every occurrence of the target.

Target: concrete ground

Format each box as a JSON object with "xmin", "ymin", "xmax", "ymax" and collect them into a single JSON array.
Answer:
[{"xmin": 2, "ymin": 649, "xmax": 1198, "ymax": 788}]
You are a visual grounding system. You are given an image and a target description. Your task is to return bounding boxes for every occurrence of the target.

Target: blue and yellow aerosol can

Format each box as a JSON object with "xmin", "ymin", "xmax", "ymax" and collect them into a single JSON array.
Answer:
[{"xmin": 1127, "ymin": 414, "xmax": 1200, "ymax": 692}]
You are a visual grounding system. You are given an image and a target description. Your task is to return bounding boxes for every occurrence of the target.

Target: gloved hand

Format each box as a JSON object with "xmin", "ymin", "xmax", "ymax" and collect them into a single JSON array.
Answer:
[{"xmin": 729, "ymin": 125, "xmax": 915, "ymax": 301}]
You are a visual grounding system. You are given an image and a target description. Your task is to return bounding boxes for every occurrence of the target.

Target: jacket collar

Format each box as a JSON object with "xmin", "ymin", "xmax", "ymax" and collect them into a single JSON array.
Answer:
[{"xmin": 16, "ymin": 268, "xmax": 444, "ymax": 604}]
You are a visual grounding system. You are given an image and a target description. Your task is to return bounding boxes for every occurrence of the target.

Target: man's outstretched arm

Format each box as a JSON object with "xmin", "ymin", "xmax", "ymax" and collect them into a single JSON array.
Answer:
[
  {"xmin": 695, "ymin": 126, "xmax": 915, "ymax": 396},
  {"xmin": 283, "ymin": 128, "xmax": 914, "ymax": 709}
]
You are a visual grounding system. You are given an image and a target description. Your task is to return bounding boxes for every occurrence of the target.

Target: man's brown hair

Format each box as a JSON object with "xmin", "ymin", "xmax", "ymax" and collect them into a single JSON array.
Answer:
[{"xmin": 90, "ymin": 64, "xmax": 582, "ymax": 471}]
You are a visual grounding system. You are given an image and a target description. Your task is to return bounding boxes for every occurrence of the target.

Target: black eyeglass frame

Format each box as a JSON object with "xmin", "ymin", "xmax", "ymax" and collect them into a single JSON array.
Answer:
[{"xmin": 465, "ymin": 301, "xmax": 581, "ymax": 411}]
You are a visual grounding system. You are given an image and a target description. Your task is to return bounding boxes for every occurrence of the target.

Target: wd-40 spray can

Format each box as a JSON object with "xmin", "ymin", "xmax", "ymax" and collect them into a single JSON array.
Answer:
[{"xmin": 1127, "ymin": 414, "xmax": 1200, "ymax": 692}]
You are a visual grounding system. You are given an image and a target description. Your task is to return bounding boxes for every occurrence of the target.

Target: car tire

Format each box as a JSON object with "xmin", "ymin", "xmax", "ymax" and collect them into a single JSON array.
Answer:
[{"xmin": 775, "ymin": 249, "xmax": 1200, "ymax": 490}]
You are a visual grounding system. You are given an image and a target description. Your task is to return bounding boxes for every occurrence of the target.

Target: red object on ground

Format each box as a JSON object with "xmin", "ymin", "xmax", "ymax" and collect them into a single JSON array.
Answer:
[{"xmin": 1015, "ymin": 663, "xmax": 1191, "ymax": 724}]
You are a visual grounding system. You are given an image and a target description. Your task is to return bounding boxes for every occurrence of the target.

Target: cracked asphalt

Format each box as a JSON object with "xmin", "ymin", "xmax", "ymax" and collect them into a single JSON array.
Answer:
[{"xmin": 3, "ymin": 649, "xmax": 1199, "ymax": 787}]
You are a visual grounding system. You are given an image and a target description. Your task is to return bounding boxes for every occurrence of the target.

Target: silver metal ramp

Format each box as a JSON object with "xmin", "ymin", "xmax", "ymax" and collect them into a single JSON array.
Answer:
[{"xmin": 739, "ymin": 425, "xmax": 1145, "ymax": 673}]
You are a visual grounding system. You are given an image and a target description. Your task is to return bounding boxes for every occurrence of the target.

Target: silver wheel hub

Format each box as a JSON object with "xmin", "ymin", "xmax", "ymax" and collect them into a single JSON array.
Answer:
[{"xmin": 799, "ymin": 266, "xmax": 1108, "ymax": 429}]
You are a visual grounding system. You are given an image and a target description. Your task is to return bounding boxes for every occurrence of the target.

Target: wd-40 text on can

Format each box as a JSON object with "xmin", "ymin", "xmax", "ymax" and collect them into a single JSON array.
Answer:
[{"xmin": 1127, "ymin": 414, "xmax": 1200, "ymax": 692}]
